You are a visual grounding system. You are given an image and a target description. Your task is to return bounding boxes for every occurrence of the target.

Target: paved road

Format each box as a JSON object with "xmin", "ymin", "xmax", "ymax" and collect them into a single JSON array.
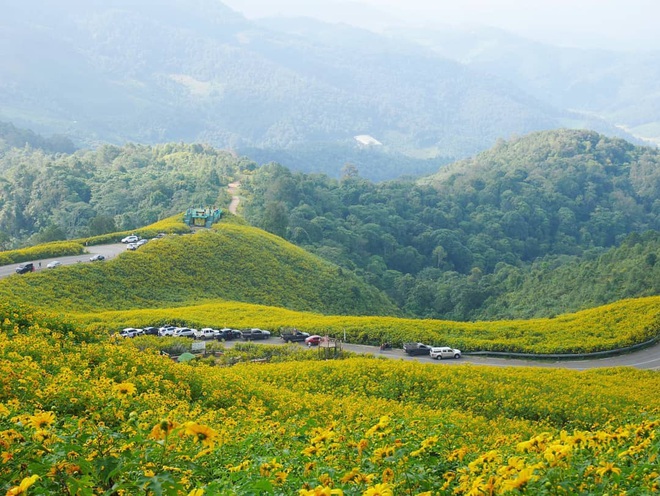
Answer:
[
  {"xmin": 221, "ymin": 338, "xmax": 660, "ymax": 370},
  {"xmin": 0, "ymin": 243, "xmax": 127, "ymax": 278}
]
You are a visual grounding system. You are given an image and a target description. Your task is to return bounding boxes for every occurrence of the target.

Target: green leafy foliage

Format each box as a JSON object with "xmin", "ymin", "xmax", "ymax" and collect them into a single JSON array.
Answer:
[
  {"xmin": 242, "ymin": 130, "xmax": 660, "ymax": 320},
  {"xmin": 0, "ymin": 142, "xmax": 249, "ymax": 247}
]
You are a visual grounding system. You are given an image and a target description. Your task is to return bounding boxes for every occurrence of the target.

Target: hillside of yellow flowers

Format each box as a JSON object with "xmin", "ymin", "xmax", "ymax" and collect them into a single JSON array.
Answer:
[
  {"xmin": 2, "ymin": 214, "xmax": 658, "ymax": 354},
  {"xmin": 0, "ymin": 305, "xmax": 658, "ymax": 494},
  {"xmin": 74, "ymin": 295, "xmax": 660, "ymax": 354}
]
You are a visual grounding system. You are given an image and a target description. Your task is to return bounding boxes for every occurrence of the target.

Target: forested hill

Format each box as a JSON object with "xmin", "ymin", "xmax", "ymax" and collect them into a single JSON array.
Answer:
[
  {"xmin": 423, "ymin": 129, "xmax": 659, "ymax": 253},
  {"xmin": 242, "ymin": 129, "xmax": 660, "ymax": 320},
  {"xmin": 2, "ymin": 0, "xmax": 565, "ymax": 176},
  {"xmin": 0, "ymin": 121, "xmax": 76, "ymax": 154},
  {"xmin": 0, "ymin": 142, "xmax": 253, "ymax": 248}
]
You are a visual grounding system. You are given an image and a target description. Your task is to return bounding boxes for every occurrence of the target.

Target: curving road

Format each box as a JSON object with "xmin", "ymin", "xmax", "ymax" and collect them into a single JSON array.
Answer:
[
  {"xmin": 2, "ymin": 240, "xmax": 659, "ymax": 370},
  {"xmin": 0, "ymin": 243, "xmax": 127, "ymax": 278},
  {"xmin": 221, "ymin": 338, "xmax": 660, "ymax": 371}
]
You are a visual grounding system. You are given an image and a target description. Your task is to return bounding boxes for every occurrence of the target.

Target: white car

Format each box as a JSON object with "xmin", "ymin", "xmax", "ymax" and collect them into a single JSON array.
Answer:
[
  {"xmin": 429, "ymin": 347, "xmax": 462, "ymax": 359},
  {"xmin": 173, "ymin": 327, "xmax": 196, "ymax": 338},
  {"xmin": 194, "ymin": 328, "xmax": 218, "ymax": 340},
  {"xmin": 126, "ymin": 243, "xmax": 138, "ymax": 251},
  {"xmin": 46, "ymin": 261, "xmax": 62, "ymax": 269},
  {"xmin": 121, "ymin": 235, "xmax": 140, "ymax": 243},
  {"xmin": 158, "ymin": 326, "xmax": 176, "ymax": 336},
  {"xmin": 120, "ymin": 327, "xmax": 143, "ymax": 338}
]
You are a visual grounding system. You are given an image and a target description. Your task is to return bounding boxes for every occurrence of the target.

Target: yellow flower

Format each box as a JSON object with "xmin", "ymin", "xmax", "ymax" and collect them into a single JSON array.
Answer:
[
  {"xmin": 363, "ymin": 483, "xmax": 393, "ymax": 496},
  {"xmin": 371, "ymin": 446, "xmax": 394, "ymax": 463},
  {"xmin": 302, "ymin": 444, "xmax": 324, "ymax": 457},
  {"xmin": 28, "ymin": 411, "xmax": 56, "ymax": 430},
  {"xmin": 188, "ymin": 489, "xmax": 204, "ymax": 496},
  {"xmin": 304, "ymin": 462, "xmax": 316, "ymax": 476},
  {"xmin": 0, "ymin": 404, "xmax": 10, "ymax": 417},
  {"xmin": 183, "ymin": 422, "xmax": 218, "ymax": 448},
  {"xmin": 501, "ymin": 467, "xmax": 537, "ymax": 492},
  {"xmin": 227, "ymin": 459, "xmax": 250, "ymax": 472},
  {"xmin": 299, "ymin": 486, "xmax": 343, "ymax": 496},
  {"xmin": 6, "ymin": 474, "xmax": 39, "ymax": 495},
  {"xmin": 113, "ymin": 382, "xmax": 137, "ymax": 396},
  {"xmin": 340, "ymin": 468, "xmax": 375, "ymax": 485},
  {"xmin": 274, "ymin": 470, "xmax": 289, "ymax": 485},
  {"xmin": 150, "ymin": 419, "xmax": 177, "ymax": 440},
  {"xmin": 382, "ymin": 468, "xmax": 394, "ymax": 483},
  {"xmin": 595, "ymin": 461, "xmax": 621, "ymax": 477}
]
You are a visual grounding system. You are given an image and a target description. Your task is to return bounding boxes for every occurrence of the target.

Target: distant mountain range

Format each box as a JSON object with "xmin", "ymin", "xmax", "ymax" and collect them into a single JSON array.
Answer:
[
  {"xmin": 0, "ymin": 0, "xmax": 655, "ymax": 179},
  {"xmin": 389, "ymin": 25, "xmax": 660, "ymax": 146}
]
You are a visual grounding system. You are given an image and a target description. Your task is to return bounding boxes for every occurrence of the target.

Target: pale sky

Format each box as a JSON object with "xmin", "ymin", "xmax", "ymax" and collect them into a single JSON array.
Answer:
[{"xmin": 222, "ymin": 0, "xmax": 660, "ymax": 50}]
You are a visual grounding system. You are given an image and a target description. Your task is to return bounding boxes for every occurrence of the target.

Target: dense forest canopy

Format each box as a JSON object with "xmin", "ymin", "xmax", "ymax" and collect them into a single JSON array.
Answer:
[
  {"xmin": 242, "ymin": 130, "xmax": 660, "ymax": 320},
  {"xmin": 0, "ymin": 141, "xmax": 250, "ymax": 247}
]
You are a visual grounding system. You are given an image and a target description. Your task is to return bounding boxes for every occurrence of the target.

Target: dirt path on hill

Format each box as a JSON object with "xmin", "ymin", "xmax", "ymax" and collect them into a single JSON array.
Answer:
[{"xmin": 228, "ymin": 181, "xmax": 240, "ymax": 214}]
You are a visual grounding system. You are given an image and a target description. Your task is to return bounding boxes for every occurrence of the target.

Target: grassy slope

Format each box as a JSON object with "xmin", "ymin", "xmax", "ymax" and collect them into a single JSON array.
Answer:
[
  {"xmin": 75, "ymin": 296, "xmax": 660, "ymax": 354},
  {"xmin": 0, "ymin": 223, "xmax": 397, "ymax": 317}
]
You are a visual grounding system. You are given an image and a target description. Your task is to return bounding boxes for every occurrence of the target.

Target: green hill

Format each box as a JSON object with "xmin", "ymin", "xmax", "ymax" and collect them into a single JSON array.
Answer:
[
  {"xmin": 0, "ymin": 223, "xmax": 397, "ymax": 316},
  {"xmin": 242, "ymin": 130, "xmax": 660, "ymax": 320},
  {"xmin": 476, "ymin": 231, "xmax": 660, "ymax": 319}
]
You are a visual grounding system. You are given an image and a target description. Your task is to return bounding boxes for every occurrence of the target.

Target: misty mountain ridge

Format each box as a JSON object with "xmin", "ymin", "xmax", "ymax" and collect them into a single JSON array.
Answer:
[
  {"xmin": 0, "ymin": 0, "xmax": 655, "ymax": 180},
  {"xmin": 387, "ymin": 24, "xmax": 660, "ymax": 146}
]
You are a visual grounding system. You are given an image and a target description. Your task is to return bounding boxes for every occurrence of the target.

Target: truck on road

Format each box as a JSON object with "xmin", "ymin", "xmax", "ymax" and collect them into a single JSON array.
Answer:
[
  {"xmin": 281, "ymin": 329, "xmax": 310, "ymax": 342},
  {"xmin": 403, "ymin": 342, "xmax": 432, "ymax": 356}
]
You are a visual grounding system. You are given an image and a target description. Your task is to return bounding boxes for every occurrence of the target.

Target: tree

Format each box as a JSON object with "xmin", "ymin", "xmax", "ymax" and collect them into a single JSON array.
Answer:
[
  {"xmin": 261, "ymin": 201, "xmax": 289, "ymax": 238},
  {"xmin": 88, "ymin": 215, "xmax": 117, "ymax": 236}
]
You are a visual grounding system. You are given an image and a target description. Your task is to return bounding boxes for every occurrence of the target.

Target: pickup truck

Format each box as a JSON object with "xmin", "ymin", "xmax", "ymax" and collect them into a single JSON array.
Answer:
[
  {"xmin": 430, "ymin": 346, "xmax": 462, "ymax": 359},
  {"xmin": 216, "ymin": 328, "xmax": 243, "ymax": 341},
  {"xmin": 241, "ymin": 328, "xmax": 271, "ymax": 341},
  {"xmin": 403, "ymin": 342, "xmax": 432, "ymax": 356},
  {"xmin": 281, "ymin": 330, "xmax": 310, "ymax": 342}
]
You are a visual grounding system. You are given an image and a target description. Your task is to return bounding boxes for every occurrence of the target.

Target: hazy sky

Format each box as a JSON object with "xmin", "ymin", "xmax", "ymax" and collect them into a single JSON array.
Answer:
[{"xmin": 222, "ymin": 0, "xmax": 660, "ymax": 50}]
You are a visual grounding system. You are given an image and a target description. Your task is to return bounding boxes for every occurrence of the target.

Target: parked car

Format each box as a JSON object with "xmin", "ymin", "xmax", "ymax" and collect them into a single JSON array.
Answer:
[
  {"xmin": 143, "ymin": 326, "xmax": 159, "ymax": 336},
  {"xmin": 121, "ymin": 235, "xmax": 140, "ymax": 243},
  {"xmin": 430, "ymin": 347, "xmax": 462, "ymax": 359},
  {"xmin": 154, "ymin": 232, "xmax": 167, "ymax": 239},
  {"xmin": 136, "ymin": 239, "xmax": 148, "ymax": 247},
  {"xmin": 158, "ymin": 326, "xmax": 176, "ymax": 337},
  {"xmin": 46, "ymin": 261, "xmax": 62, "ymax": 269},
  {"xmin": 403, "ymin": 343, "xmax": 432, "ymax": 356},
  {"xmin": 173, "ymin": 327, "xmax": 196, "ymax": 338},
  {"xmin": 216, "ymin": 328, "xmax": 242, "ymax": 341},
  {"xmin": 89, "ymin": 254, "xmax": 105, "ymax": 261},
  {"xmin": 16, "ymin": 262, "xmax": 35, "ymax": 274},
  {"xmin": 126, "ymin": 243, "xmax": 138, "ymax": 251},
  {"xmin": 241, "ymin": 328, "xmax": 271, "ymax": 341},
  {"xmin": 194, "ymin": 328, "xmax": 218, "ymax": 340},
  {"xmin": 281, "ymin": 330, "xmax": 310, "ymax": 342},
  {"xmin": 120, "ymin": 327, "xmax": 142, "ymax": 338},
  {"xmin": 305, "ymin": 335, "xmax": 322, "ymax": 346}
]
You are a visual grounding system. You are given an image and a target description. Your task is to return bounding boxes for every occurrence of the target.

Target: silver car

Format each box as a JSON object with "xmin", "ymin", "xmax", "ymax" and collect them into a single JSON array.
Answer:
[{"xmin": 429, "ymin": 346, "xmax": 462, "ymax": 359}]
